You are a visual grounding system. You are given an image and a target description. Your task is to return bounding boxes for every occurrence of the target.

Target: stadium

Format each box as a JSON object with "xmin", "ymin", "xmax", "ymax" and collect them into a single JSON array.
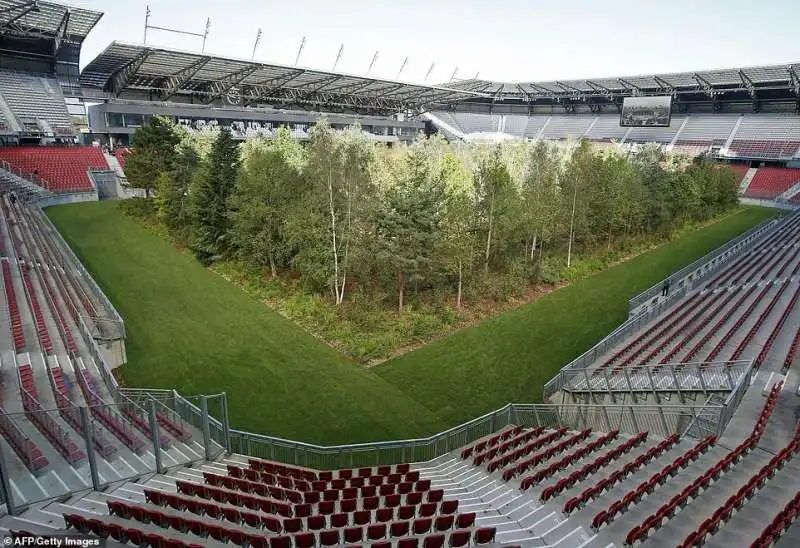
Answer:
[{"xmin": 0, "ymin": 0, "xmax": 797, "ymax": 547}]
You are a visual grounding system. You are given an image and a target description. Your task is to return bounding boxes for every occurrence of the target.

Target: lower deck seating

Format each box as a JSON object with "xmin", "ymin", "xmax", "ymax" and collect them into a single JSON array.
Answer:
[
  {"xmin": 0, "ymin": 146, "xmax": 108, "ymax": 193},
  {"xmin": 744, "ymin": 167, "xmax": 800, "ymax": 198}
]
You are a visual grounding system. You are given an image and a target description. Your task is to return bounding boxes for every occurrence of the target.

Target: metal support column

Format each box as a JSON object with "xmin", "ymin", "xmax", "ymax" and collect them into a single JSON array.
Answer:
[
  {"xmin": 624, "ymin": 368, "xmax": 638, "ymax": 404},
  {"xmin": 670, "ymin": 364, "xmax": 685, "ymax": 404},
  {"xmin": 0, "ymin": 443, "xmax": 17, "ymax": 515},
  {"xmin": 628, "ymin": 405, "xmax": 640, "ymax": 434},
  {"xmin": 80, "ymin": 407, "xmax": 101, "ymax": 490},
  {"xmin": 148, "ymin": 399, "xmax": 164, "ymax": 474},
  {"xmin": 220, "ymin": 392, "xmax": 231, "ymax": 454},
  {"xmin": 603, "ymin": 368, "xmax": 617, "ymax": 404},
  {"xmin": 200, "ymin": 395, "xmax": 213, "ymax": 462}
]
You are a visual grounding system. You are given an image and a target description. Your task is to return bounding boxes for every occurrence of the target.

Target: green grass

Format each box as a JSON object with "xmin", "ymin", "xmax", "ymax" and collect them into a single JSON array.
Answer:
[
  {"xmin": 48, "ymin": 201, "xmax": 776, "ymax": 444},
  {"xmin": 47, "ymin": 201, "xmax": 446, "ymax": 444},
  {"xmin": 375, "ymin": 206, "xmax": 778, "ymax": 426}
]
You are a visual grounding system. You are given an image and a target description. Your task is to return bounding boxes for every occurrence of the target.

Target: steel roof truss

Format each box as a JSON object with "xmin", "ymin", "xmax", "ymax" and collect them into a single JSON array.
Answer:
[
  {"xmin": 159, "ymin": 56, "xmax": 213, "ymax": 100},
  {"xmin": 108, "ymin": 49, "xmax": 153, "ymax": 95}
]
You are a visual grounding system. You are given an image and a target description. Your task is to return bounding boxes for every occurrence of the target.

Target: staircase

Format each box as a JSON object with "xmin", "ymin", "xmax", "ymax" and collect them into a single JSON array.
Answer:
[{"xmin": 740, "ymin": 167, "xmax": 759, "ymax": 194}]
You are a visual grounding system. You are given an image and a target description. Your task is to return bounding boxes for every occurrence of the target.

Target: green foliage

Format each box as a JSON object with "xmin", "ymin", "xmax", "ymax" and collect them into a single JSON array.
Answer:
[
  {"xmin": 125, "ymin": 116, "xmax": 180, "ymax": 197},
  {"xmin": 227, "ymin": 129, "xmax": 306, "ymax": 276},
  {"xmin": 188, "ymin": 128, "xmax": 241, "ymax": 264},
  {"xmin": 110, "ymin": 115, "xmax": 756, "ymax": 367}
]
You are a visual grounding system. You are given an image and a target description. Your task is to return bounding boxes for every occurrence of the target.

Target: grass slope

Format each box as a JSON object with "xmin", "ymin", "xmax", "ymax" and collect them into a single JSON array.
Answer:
[
  {"xmin": 376, "ymin": 207, "xmax": 778, "ymax": 426},
  {"xmin": 47, "ymin": 201, "xmax": 446, "ymax": 444}
]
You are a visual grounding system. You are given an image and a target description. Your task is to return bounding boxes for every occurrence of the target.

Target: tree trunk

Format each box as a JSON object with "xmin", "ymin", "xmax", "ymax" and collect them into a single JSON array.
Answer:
[
  {"xmin": 397, "ymin": 269, "xmax": 405, "ymax": 313},
  {"xmin": 269, "ymin": 251, "xmax": 277, "ymax": 278},
  {"xmin": 456, "ymin": 258, "xmax": 463, "ymax": 310},
  {"xmin": 484, "ymin": 192, "xmax": 494, "ymax": 277},
  {"xmin": 327, "ymin": 165, "xmax": 341, "ymax": 304},
  {"xmin": 338, "ymin": 183, "xmax": 353, "ymax": 305},
  {"xmin": 530, "ymin": 233, "xmax": 537, "ymax": 261}
]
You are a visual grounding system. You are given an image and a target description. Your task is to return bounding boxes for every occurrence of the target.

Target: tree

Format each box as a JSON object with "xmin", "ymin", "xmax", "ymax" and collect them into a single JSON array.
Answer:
[
  {"xmin": 474, "ymin": 146, "xmax": 515, "ymax": 276},
  {"xmin": 521, "ymin": 140, "xmax": 562, "ymax": 263},
  {"xmin": 376, "ymin": 145, "xmax": 445, "ymax": 313},
  {"xmin": 154, "ymin": 144, "xmax": 199, "ymax": 244},
  {"xmin": 125, "ymin": 116, "xmax": 180, "ymax": 198},
  {"xmin": 228, "ymin": 130, "xmax": 305, "ymax": 276},
  {"xmin": 188, "ymin": 128, "xmax": 241, "ymax": 264},
  {"xmin": 439, "ymin": 152, "xmax": 476, "ymax": 309},
  {"xmin": 302, "ymin": 123, "xmax": 375, "ymax": 304}
]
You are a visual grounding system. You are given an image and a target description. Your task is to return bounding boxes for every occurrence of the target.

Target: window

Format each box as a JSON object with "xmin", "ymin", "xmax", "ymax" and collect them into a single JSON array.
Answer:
[
  {"xmin": 124, "ymin": 113, "xmax": 145, "ymax": 127},
  {"xmin": 107, "ymin": 112, "xmax": 124, "ymax": 127}
]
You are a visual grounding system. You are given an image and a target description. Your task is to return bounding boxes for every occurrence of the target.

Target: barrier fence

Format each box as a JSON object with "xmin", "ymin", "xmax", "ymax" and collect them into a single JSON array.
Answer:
[{"xmin": 556, "ymin": 360, "xmax": 752, "ymax": 396}]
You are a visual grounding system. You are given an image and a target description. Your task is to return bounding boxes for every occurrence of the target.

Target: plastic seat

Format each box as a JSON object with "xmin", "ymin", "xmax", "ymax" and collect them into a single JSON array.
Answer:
[
  {"xmin": 353, "ymin": 510, "xmax": 371, "ymax": 526},
  {"xmin": 282, "ymin": 518, "xmax": 302, "ymax": 534},
  {"xmin": 440, "ymin": 500, "xmax": 458, "ymax": 515},
  {"xmin": 414, "ymin": 517, "xmax": 433, "ymax": 535},
  {"xmin": 367, "ymin": 523, "xmax": 387, "ymax": 540},
  {"xmin": 449, "ymin": 529, "xmax": 471, "ymax": 547},
  {"xmin": 391, "ymin": 521, "xmax": 411, "ymax": 537},
  {"xmin": 307, "ymin": 515, "xmax": 326, "ymax": 531},
  {"xmin": 424, "ymin": 534, "xmax": 446, "ymax": 548},
  {"xmin": 456, "ymin": 513, "xmax": 476, "ymax": 529},
  {"xmin": 319, "ymin": 529, "xmax": 340, "ymax": 546},
  {"xmin": 343, "ymin": 527, "xmax": 364, "ymax": 543},
  {"xmin": 294, "ymin": 532, "xmax": 315, "ymax": 548},
  {"xmin": 474, "ymin": 527, "xmax": 495, "ymax": 545}
]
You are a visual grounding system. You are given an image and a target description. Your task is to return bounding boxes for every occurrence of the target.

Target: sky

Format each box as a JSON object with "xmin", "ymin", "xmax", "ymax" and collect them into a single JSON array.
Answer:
[{"xmin": 66, "ymin": 0, "xmax": 800, "ymax": 85}]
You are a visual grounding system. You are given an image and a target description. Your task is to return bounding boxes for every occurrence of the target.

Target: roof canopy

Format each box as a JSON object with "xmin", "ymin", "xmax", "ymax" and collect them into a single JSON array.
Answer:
[
  {"xmin": 0, "ymin": 0, "xmax": 102, "ymax": 44},
  {"xmin": 443, "ymin": 63, "xmax": 800, "ymax": 101},
  {"xmin": 80, "ymin": 41, "xmax": 489, "ymax": 114}
]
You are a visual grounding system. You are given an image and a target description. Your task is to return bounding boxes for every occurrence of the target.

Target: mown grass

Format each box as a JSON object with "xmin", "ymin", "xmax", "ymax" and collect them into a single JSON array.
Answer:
[
  {"xmin": 375, "ymin": 206, "xmax": 778, "ymax": 426},
  {"xmin": 47, "ymin": 201, "xmax": 446, "ymax": 444}
]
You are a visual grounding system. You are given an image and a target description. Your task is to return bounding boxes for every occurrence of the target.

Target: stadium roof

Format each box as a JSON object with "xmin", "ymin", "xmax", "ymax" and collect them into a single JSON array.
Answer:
[
  {"xmin": 0, "ymin": 0, "xmax": 103, "ymax": 44},
  {"xmin": 80, "ymin": 41, "xmax": 490, "ymax": 115},
  {"xmin": 442, "ymin": 62, "xmax": 800, "ymax": 102}
]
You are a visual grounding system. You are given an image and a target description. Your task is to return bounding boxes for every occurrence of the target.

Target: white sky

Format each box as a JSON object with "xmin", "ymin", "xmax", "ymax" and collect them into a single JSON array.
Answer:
[{"xmin": 68, "ymin": 0, "xmax": 800, "ymax": 84}]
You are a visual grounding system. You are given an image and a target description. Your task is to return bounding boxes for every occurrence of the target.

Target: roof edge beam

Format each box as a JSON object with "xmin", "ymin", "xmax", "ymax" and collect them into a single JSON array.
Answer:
[
  {"xmin": 653, "ymin": 76, "xmax": 674, "ymax": 94},
  {"xmin": 585, "ymin": 80, "xmax": 613, "ymax": 97},
  {"xmin": 160, "ymin": 56, "xmax": 213, "ymax": 101},
  {"xmin": 618, "ymin": 78, "xmax": 640, "ymax": 95},
  {"xmin": 787, "ymin": 65, "xmax": 800, "ymax": 95},
  {"xmin": 107, "ymin": 48, "xmax": 153, "ymax": 95},
  {"xmin": 554, "ymin": 81, "xmax": 583, "ymax": 94},
  {"xmin": 203, "ymin": 65, "xmax": 262, "ymax": 103},
  {"xmin": 739, "ymin": 70, "xmax": 756, "ymax": 98},
  {"xmin": 53, "ymin": 9, "xmax": 70, "ymax": 55}
]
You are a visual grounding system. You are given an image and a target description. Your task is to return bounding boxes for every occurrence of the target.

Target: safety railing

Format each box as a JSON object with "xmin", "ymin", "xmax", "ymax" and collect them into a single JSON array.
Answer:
[
  {"xmin": 35, "ymin": 207, "xmax": 126, "ymax": 339},
  {"xmin": 628, "ymin": 214, "xmax": 779, "ymax": 315},
  {"xmin": 224, "ymin": 402, "xmax": 722, "ymax": 471},
  {"xmin": 542, "ymin": 294, "xmax": 683, "ymax": 399},
  {"xmin": 557, "ymin": 360, "xmax": 751, "ymax": 395}
]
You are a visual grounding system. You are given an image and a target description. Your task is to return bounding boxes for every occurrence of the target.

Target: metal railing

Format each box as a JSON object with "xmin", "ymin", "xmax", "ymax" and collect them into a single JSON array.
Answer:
[
  {"xmin": 558, "ymin": 361, "xmax": 751, "ymax": 395},
  {"xmin": 222, "ymin": 402, "xmax": 722, "ymax": 470},
  {"xmin": 35, "ymin": 207, "xmax": 126, "ymax": 339},
  {"xmin": 628, "ymin": 214, "xmax": 779, "ymax": 314},
  {"xmin": 542, "ymin": 295, "xmax": 684, "ymax": 399}
]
